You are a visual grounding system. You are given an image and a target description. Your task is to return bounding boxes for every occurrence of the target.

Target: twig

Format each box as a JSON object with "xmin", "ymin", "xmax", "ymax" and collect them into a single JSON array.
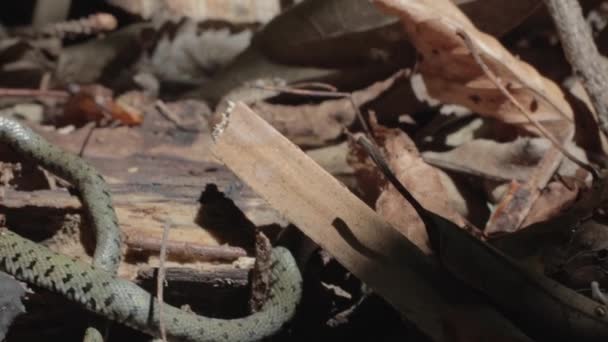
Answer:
[
  {"xmin": 78, "ymin": 122, "xmax": 97, "ymax": 158},
  {"xmin": 544, "ymin": 0, "xmax": 608, "ymax": 137},
  {"xmin": 157, "ymin": 219, "xmax": 171, "ymax": 342},
  {"xmin": 125, "ymin": 234, "xmax": 247, "ymax": 262},
  {"xmin": 155, "ymin": 100, "xmax": 201, "ymax": 133},
  {"xmin": 591, "ymin": 281, "xmax": 608, "ymax": 305},
  {"xmin": 456, "ymin": 29, "xmax": 600, "ymax": 179},
  {"xmin": 289, "ymin": 81, "xmax": 338, "ymax": 92},
  {"xmin": 0, "ymin": 88, "xmax": 69, "ymax": 99},
  {"xmin": 250, "ymin": 80, "xmax": 381, "ymax": 143}
]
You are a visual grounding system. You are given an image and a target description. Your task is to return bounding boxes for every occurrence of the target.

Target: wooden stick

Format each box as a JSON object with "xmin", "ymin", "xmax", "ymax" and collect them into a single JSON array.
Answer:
[
  {"xmin": 125, "ymin": 235, "xmax": 247, "ymax": 262},
  {"xmin": 544, "ymin": 0, "xmax": 608, "ymax": 137},
  {"xmin": 210, "ymin": 101, "xmax": 533, "ymax": 342}
]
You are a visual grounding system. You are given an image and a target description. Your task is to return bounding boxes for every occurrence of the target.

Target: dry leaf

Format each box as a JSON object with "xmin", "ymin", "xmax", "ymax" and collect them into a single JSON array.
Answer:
[
  {"xmin": 521, "ymin": 180, "xmax": 578, "ymax": 227},
  {"xmin": 248, "ymin": 71, "xmax": 405, "ymax": 147},
  {"xmin": 422, "ymin": 137, "xmax": 591, "ymax": 183},
  {"xmin": 62, "ymin": 84, "xmax": 144, "ymax": 126},
  {"xmin": 374, "ymin": 123, "xmax": 465, "ymax": 254},
  {"xmin": 373, "ymin": 0, "xmax": 573, "ymax": 127}
]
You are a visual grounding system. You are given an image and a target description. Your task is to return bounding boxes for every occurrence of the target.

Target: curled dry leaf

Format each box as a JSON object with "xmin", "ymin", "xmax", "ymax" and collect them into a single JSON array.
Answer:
[
  {"xmin": 374, "ymin": 123, "xmax": 466, "ymax": 254},
  {"xmin": 62, "ymin": 84, "xmax": 144, "ymax": 126},
  {"xmin": 422, "ymin": 137, "xmax": 591, "ymax": 184},
  {"xmin": 521, "ymin": 180, "xmax": 579, "ymax": 227},
  {"xmin": 248, "ymin": 71, "xmax": 405, "ymax": 147},
  {"xmin": 373, "ymin": 0, "xmax": 573, "ymax": 128},
  {"xmin": 373, "ymin": 0, "xmax": 584, "ymax": 236}
]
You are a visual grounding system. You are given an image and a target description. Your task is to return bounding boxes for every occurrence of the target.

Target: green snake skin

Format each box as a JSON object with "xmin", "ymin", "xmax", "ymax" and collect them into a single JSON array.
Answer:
[
  {"xmin": 0, "ymin": 230, "xmax": 302, "ymax": 341},
  {"xmin": 0, "ymin": 117, "xmax": 121, "ymax": 272},
  {"xmin": 0, "ymin": 116, "xmax": 121, "ymax": 341},
  {"xmin": 0, "ymin": 117, "xmax": 302, "ymax": 341}
]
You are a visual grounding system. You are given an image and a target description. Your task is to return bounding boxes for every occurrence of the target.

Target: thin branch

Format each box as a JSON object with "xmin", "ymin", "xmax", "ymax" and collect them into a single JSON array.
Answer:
[
  {"xmin": 157, "ymin": 219, "xmax": 171, "ymax": 342},
  {"xmin": 289, "ymin": 81, "xmax": 338, "ymax": 92},
  {"xmin": 249, "ymin": 79, "xmax": 388, "ymax": 144},
  {"xmin": 544, "ymin": 0, "xmax": 608, "ymax": 137},
  {"xmin": 0, "ymin": 87, "xmax": 69, "ymax": 99},
  {"xmin": 457, "ymin": 29, "xmax": 600, "ymax": 179},
  {"xmin": 155, "ymin": 100, "xmax": 202, "ymax": 133},
  {"xmin": 591, "ymin": 281, "xmax": 608, "ymax": 305},
  {"xmin": 125, "ymin": 234, "xmax": 247, "ymax": 262}
]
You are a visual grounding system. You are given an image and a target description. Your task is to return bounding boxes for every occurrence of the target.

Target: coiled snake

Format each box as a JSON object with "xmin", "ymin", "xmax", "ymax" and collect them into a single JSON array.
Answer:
[{"xmin": 0, "ymin": 117, "xmax": 302, "ymax": 341}]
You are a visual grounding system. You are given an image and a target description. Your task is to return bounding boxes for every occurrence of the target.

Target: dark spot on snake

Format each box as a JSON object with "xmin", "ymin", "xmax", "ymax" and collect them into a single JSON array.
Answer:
[
  {"xmin": 11, "ymin": 253, "xmax": 21, "ymax": 262},
  {"xmin": 33, "ymin": 275, "xmax": 40, "ymax": 283},
  {"xmin": 14, "ymin": 267, "xmax": 23, "ymax": 276},
  {"xmin": 81, "ymin": 271, "xmax": 88, "ymax": 277},
  {"xmin": 198, "ymin": 328, "xmax": 205, "ymax": 335},
  {"xmin": 0, "ymin": 257, "xmax": 7, "ymax": 269},
  {"xmin": 222, "ymin": 333, "xmax": 229, "ymax": 340},
  {"xmin": 65, "ymin": 288, "xmax": 76, "ymax": 297},
  {"xmin": 104, "ymin": 293, "xmax": 116, "ymax": 306},
  {"xmin": 172, "ymin": 317, "xmax": 179, "ymax": 324},
  {"xmin": 283, "ymin": 306, "xmax": 289, "ymax": 313},
  {"xmin": 64, "ymin": 263, "xmax": 71, "ymax": 269},
  {"xmin": 88, "ymin": 298, "xmax": 97, "ymax": 310},
  {"xmin": 45, "ymin": 256, "xmax": 52, "ymax": 261},
  {"xmin": 27, "ymin": 260, "xmax": 37, "ymax": 269},
  {"xmin": 10, "ymin": 242, "xmax": 18, "ymax": 248},
  {"xmin": 62, "ymin": 273, "xmax": 74, "ymax": 283},
  {"xmin": 44, "ymin": 265, "xmax": 55, "ymax": 277},
  {"xmin": 123, "ymin": 311, "xmax": 135, "ymax": 324},
  {"xmin": 82, "ymin": 283, "xmax": 94, "ymax": 294},
  {"xmin": 237, "ymin": 322, "xmax": 243, "ymax": 328},
  {"xmin": 102, "ymin": 281, "xmax": 110, "ymax": 287}
]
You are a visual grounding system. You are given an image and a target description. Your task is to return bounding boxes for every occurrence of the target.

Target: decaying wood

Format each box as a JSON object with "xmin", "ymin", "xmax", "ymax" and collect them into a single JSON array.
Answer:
[
  {"xmin": 136, "ymin": 266, "xmax": 250, "ymax": 317},
  {"xmin": 125, "ymin": 232, "xmax": 247, "ymax": 262},
  {"xmin": 248, "ymin": 231, "xmax": 272, "ymax": 313},
  {"xmin": 210, "ymin": 102, "xmax": 533, "ymax": 342}
]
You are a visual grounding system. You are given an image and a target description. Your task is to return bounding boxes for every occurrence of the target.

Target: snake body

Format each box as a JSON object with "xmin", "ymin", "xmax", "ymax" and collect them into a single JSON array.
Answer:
[
  {"xmin": 0, "ymin": 117, "xmax": 302, "ymax": 341},
  {"xmin": 0, "ymin": 117, "xmax": 121, "ymax": 272}
]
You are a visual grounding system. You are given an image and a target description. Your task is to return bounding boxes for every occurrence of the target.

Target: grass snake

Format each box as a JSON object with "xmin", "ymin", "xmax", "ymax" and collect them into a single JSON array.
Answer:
[{"xmin": 0, "ymin": 117, "xmax": 302, "ymax": 341}]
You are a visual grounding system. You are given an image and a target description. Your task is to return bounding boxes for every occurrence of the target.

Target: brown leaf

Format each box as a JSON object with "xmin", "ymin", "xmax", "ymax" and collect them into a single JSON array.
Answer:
[
  {"xmin": 62, "ymin": 84, "xmax": 144, "ymax": 126},
  {"xmin": 521, "ymin": 180, "xmax": 578, "ymax": 227},
  {"xmin": 248, "ymin": 71, "xmax": 404, "ymax": 146},
  {"xmin": 422, "ymin": 137, "xmax": 591, "ymax": 183},
  {"xmin": 374, "ymin": 124, "xmax": 465, "ymax": 253},
  {"xmin": 373, "ymin": 0, "xmax": 573, "ymax": 127}
]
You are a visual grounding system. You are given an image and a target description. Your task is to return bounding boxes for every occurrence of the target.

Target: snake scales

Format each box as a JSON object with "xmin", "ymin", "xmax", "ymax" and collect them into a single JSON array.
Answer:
[{"xmin": 0, "ymin": 117, "xmax": 302, "ymax": 341}]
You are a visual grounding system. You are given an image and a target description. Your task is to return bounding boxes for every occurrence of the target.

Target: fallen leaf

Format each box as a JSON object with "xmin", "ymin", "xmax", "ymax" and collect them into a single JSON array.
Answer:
[
  {"xmin": 422, "ymin": 137, "xmax": 591, "ymax": 183},
  {"xmin": 61, "ymin": 84, "xmax": 144, "ymax": 126},
  {"xmin": 373, "ymin": 0, "xmax": 573, "ymax": 128},
  {"xmin": 247, "ymin": 71, "xmax": 405, "ymax": 147},
  {"xmin": 373, "ymin": 121, "xmax": 465, "ymax": 254}
]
